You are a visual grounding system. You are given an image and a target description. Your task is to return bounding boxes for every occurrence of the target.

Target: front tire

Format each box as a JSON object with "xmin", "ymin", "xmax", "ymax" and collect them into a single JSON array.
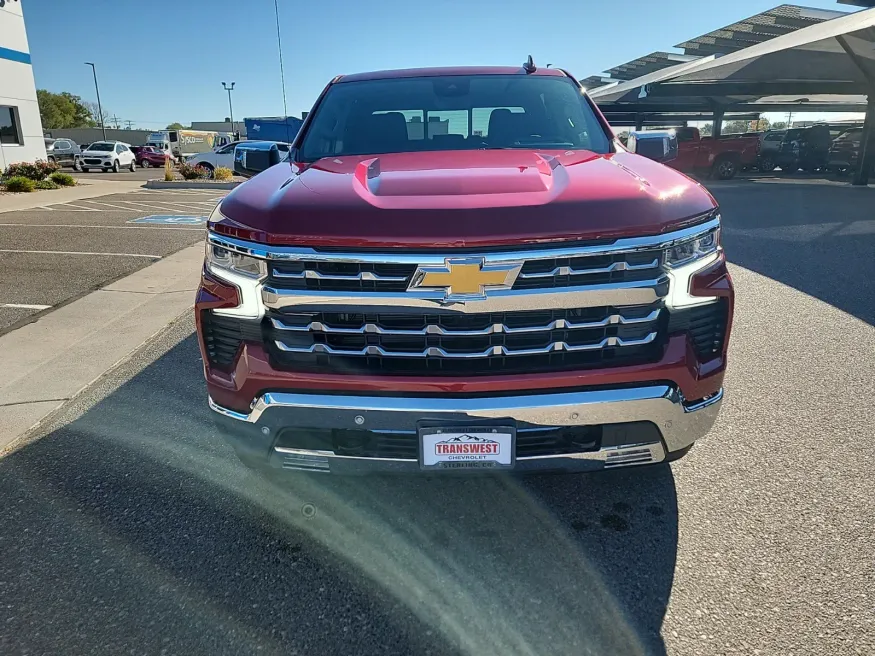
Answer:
[
  {"xmin": 141, "ymin": 160, "xmax": 150, "ymax": 168},
  {"xmin": 759, "ymin": 156, "xmax": 776, "ymax": 172},
  {"xmin": 129, "ymin": 159, "xmax": 136, "ymax": 172},
  {"xmin": 112, "ymin": 160, "xmax": 120, "ymax": 173},
  {"xmin": 199, "ymin": 163, "xmax": 215, "ymax": 179},
  {"xmin": 73, "ymin": 159, "xmax": 82, "ymax": 172},
  {"xmin": 665, "ymin": 445, "xmax": 693, "ymax": 463},
  {"xmin": 712, "ymin": 156, "xmax": 738, "ymax": 180}
]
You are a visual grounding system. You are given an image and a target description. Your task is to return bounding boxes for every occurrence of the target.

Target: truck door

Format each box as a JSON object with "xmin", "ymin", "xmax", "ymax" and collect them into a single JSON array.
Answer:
[{"xmin": 672, "ymin": 127, "xmax": 700, "ymax": 172}]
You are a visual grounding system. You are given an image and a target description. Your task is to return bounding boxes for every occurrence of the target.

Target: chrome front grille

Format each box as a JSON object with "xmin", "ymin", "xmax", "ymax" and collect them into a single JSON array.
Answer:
[
  {"xmin": 267, "ymin": 248, "xmax": 664, "ymax": 293},
  {"xmin": 207, "ymin": 216, "xmax": 720, "ymax": 376},
  {"xmin": 265, "ymin": 305, "xmax": 665, "ymax": 375}
]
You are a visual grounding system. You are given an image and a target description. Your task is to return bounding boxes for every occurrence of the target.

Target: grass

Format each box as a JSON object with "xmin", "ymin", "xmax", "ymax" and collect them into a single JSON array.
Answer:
[
  {"xmin": 49, "ymin": 172, "xmax": 76, "ymax": 187},
  {"xmin": 214, "ymin": 167, "xmax": 233, "ymax": 181},
  {"xmin": 3, "ymin": 176, "xmax": 36, "ymax": 192},
  {"xmin": 35, "ymin": 179, "xmax": 61, "ymax": 190}
]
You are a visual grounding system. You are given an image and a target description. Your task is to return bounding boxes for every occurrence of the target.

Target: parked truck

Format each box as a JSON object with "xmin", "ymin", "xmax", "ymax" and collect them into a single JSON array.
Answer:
[
  {"xmin": 146, "ymin": 129, "xmax": 233, "ymax": 161},
  {"xmin": 200, "ymin": 63, "xmax": 732, "ymax": 477},
  {"xmin": 669, "ymin": 127, "xmax": 760, "ymax": 180}
]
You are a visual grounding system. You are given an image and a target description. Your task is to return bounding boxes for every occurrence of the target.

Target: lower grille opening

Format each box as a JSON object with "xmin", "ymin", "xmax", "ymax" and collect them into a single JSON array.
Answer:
[
  {"xmin": 666, "ymin": 299, "xmax": 728, "ymax": 360},
  {"xmin": 273, "ymin": 421, "xmax": 662, "ymax": 460},
  {"xmin": 201, "ymin": 311, "xmax": 262, "ymax": 370},
  {"xmin": 267, "ymin": 305, "xmax": 667, "ymax": 376}
]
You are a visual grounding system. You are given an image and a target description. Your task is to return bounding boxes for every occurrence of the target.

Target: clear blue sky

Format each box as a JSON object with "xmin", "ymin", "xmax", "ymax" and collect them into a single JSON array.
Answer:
[{"xmin": 23, "ymin": 0, "xmax": 857, "ymax": 129}]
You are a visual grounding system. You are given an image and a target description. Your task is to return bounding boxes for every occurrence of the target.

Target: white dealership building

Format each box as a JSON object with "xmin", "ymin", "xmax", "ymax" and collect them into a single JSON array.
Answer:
[{"xmin": 0, "ymin": 0, "xmax": 46, "ymax": 169}]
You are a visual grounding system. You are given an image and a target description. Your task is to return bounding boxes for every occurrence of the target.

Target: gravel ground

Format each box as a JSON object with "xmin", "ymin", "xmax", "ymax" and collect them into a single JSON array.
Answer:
[{"xmin": 0, "ymin": 180, "xmax": 873, "ymax": 655}]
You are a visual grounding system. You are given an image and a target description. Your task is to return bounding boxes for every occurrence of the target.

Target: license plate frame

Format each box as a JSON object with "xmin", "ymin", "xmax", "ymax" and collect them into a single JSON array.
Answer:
[{"xmin": 418, "ymin": 425, "xmax": 516, "ymax": 471}]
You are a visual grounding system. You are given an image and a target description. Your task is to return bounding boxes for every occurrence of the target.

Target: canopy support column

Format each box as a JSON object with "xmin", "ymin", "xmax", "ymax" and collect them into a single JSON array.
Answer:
[
  {"xmin": 635, "ymin": 114, "xmax": 643, "ymax": 131},
  {"xmin": 852, "ymin": 96, "xmax": 874, "ymax": 186},
  {"xmin": 710, "ymin": 103, "xmax": 725, "ymax": 138}
]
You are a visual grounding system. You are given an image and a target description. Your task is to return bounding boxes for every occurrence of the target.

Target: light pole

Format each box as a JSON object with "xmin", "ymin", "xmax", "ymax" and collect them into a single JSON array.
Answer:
[
  {"xmin": 222, "ymin": 82, "xmax": 235, "ymax": 138},
  {"xmin": 85, "ymin": 62, "xmax": 106, "ymax": 140}
]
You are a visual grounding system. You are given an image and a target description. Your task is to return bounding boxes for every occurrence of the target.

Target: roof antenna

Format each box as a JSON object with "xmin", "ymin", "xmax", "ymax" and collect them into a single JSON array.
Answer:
[
  {"xmin": 523, "ymin": 55, "xmax": 537, "ymax": 74},
  {"xmin": 274, "ymin": 0, "xmax": 292, "ymax": 166}
]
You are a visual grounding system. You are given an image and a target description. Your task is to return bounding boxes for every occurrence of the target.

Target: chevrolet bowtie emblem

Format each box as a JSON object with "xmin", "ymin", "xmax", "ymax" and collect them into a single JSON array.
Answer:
[{"xmin": 409, "ymin": 258, "xmax": 522, "ymax": 301}]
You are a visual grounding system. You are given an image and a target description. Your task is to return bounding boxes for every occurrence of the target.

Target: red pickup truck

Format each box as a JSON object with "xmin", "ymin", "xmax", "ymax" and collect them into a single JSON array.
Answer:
[
  {"xmin": 669, "ymin": 127, "xmax": 760, "ymax": 180},
  {"xmin": 197, "ymin": 63, "xmax": 733, "ymax": 476}
]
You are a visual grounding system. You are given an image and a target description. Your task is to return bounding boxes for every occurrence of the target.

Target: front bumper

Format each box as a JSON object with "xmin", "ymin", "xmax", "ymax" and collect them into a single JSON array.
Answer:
[{"xmin": 209, "ymin": 384, "xmax": 723, "ymax": 474}]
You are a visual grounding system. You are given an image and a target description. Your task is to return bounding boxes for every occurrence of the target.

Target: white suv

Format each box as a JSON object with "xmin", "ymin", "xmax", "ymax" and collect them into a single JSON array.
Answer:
[
  {"xmin": 80, "ymin": 141, "xmax": 137, "ymax": 173},
  {"xmin": 186, "ymin": 141, "xmax": 290, "ymax": 177}
]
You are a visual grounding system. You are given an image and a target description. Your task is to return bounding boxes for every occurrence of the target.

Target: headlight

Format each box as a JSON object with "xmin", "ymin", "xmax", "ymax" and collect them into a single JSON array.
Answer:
[
  {"xmin": 205, "ymin": 242, "xmax": 265, "ymax": 279},
  {"xmin": 664, "ymin": 224, "xmax": 720, "ymax": 268}
]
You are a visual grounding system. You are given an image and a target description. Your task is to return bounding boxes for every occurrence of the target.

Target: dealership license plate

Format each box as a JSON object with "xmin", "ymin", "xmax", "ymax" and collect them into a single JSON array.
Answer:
[{"xmin": 419, "ymin": 426, "xmax": 515, "ymax": 471}]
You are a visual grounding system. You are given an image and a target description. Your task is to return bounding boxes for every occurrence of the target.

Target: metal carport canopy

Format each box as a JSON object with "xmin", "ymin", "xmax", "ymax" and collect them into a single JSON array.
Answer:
[{"xmin": 591, "ymin": 7, "xmax": 875, "ymax": 184}]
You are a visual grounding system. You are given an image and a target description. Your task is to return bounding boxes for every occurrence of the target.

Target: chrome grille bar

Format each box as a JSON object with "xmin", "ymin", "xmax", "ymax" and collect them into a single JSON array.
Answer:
[
  {"xmin": 274, "ymin": 332, "xmax": 658, "ymax": 359},
  {"xmin": 270, "ymin": 308, "xmax": 661, "ymax": 336},
  {"xmin": 271, "ymin": 268, "xmax": 408, "ymax": 282},
  {"xmin": 518, "ymin": 258, "xmax": 660, "ymax": 280}
]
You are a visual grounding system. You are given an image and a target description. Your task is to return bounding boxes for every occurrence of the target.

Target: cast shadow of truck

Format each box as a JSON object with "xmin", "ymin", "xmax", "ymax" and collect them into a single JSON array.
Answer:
[{"xmin": 0, "ymin": 334, "xmax": 678, "ymax": 656}]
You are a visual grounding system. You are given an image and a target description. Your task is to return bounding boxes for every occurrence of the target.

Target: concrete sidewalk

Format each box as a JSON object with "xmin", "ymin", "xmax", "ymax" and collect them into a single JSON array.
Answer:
[
  {"xmin": 0, "ymin": 179, "xmax": 144, "ymax": 214},
  {"xmin": 0, "ymin": 243, "xmax": 204, "ymax": 451}
]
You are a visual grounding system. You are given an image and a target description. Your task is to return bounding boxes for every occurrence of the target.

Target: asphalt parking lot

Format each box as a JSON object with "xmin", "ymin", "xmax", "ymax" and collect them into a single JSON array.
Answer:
[
  {"xmin": 0, "ymin": 178, "xmax": 873, "ymax": 655},
  {"xmin": 0, "ymin": 187, "xmax": 224, "ymax": 332}
]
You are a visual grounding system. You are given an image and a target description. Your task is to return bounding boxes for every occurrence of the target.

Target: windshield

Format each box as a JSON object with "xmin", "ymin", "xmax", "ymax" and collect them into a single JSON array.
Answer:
[
  {"xmin": 299, "ymin": 74, "xmax": 610, "ymax": 162},
  {"xmin": 86, "ymin": 142, "xmax": 114, "ymax": 152}
]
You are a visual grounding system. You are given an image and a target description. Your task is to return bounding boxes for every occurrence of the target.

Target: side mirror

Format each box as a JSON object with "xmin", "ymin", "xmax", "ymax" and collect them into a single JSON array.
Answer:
[
  {"xmin": 627, "ymin": 130, "xmax": 678, "ymax": 163},
  {"xmin": 233, "ymin": 141, "xmax": 283, "ymax": 178}
]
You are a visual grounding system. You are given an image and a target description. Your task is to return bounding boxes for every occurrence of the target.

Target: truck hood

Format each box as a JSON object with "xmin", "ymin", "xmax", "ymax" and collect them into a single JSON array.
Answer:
[{"xmin": 216, "ymin": 149, "xmax": 717, "ymax": 248}]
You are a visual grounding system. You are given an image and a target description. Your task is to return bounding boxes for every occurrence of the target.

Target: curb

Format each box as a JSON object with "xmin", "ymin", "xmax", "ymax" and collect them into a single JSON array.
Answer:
[
  {"xmin": 145, "ymin": 180, "xmax": 240, "ymax": 190},
  {"xmin": 0, "ymin": 243, "xmax": 204, "ymax": 452}
]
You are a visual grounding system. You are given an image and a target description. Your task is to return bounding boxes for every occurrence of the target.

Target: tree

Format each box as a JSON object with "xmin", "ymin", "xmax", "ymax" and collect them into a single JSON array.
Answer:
[
  {"xmin": 166, "ymin": 122, "xmax": 186, "ymax": 130},
  {"xmin": 700, "ymin": 123, "xmax": 712, "ymax": 136},
  {"xmin": 83, "ymin": 100, "xmax": 110, "ymax": 128},
  {"xmin": 771, "ymin": 121, "xmax": 787, "ymax": 130},
  {"xmin": 723, "ymin": 120, "xmax": 751, "ymax": 135},
  {"xmin": 37, "ymin": 90, "xmax": 95, "ymax": 129}
]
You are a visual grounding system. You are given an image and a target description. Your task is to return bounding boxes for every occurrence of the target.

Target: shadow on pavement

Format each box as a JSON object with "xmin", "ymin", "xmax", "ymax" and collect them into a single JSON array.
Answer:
[
  {"xmin": 710, "ymin": 182, "xmax": 875, "ymax": 325},
  {"xmin": 0, "ymin": 335, "xmax": 678, "ymax": 656}
]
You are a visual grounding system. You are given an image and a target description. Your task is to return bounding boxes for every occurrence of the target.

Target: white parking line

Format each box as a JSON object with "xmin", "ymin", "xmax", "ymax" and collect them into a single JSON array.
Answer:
[
  {"xmin": 74, "ymin": 200, "xmax": 143, "ymax": 212},
  {"xmin": 0, "ymin": 223, "xmax": 204, "ymax": 231},
  {"xmin": 113, "ymin": 200, "xmax": 207, "ymax": 212},
  {"xmin": 0, "ymin": 249, "xmax": 161, "ymax": 258},
  {"xmin": 0, "ymin": 303, "xmax": 51, "ymax": 310}
]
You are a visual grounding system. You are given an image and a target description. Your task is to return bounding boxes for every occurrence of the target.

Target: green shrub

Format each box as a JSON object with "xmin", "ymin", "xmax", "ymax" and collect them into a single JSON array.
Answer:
[
  {"xmin": 4, "ymin": 160, "xmax": 60, "ymax": 181},
  {"xmin": 214, "ymin": 166, "xmax": 233, "ymax": 181},
  {"xmin": 178, "ymin": 162, "xmax": 208, "ymax": 180},
  {"xmin": 49, "ymin": 171, "xmax": 76, "ymax": 186},
  {"xmin": 35, "ymin": 179, "xmax": 61, "ymax": 190},
  {"xmin": 3, "ymin": 176, "xmax": 36, "ymax": 192}
]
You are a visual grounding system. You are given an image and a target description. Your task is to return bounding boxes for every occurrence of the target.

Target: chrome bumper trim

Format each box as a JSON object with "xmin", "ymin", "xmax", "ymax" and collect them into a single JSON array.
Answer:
[
  {"xmin": 262, "ymin": 277, "xmax": 669, "ymax": 313},
  {"xmin": 268, "ymin": 442, "xmax": 667, "ymax": 474},
  {"xmin": 209, "ymin": 386, "xmax": 723, "ymax": 461}
]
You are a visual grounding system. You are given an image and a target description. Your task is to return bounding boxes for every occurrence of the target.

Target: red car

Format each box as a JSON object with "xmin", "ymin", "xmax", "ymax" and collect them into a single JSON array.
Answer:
[
  {"xmin": 197, "ymin": 62, "xmax": 733, "ymax": 477},
  {"xmin": 135, "ymin": 146, "xmax": 170, "ymax": 168}
]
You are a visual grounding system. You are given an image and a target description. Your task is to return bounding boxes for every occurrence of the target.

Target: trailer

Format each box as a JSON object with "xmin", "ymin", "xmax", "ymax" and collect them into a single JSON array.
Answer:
[
  {"xmin": 146, "ymin": 130, "xmax": 234, "ymax": 160},
  {"xmin": 243, "ymin": 117, "xmax": 304, "ymax": 143}
]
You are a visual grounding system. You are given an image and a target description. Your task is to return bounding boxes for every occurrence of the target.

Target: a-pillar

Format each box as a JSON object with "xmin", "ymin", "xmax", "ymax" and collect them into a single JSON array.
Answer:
[{"xmin": 852, "ymin": 95, "xmax": 874, "ymax": 186}]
